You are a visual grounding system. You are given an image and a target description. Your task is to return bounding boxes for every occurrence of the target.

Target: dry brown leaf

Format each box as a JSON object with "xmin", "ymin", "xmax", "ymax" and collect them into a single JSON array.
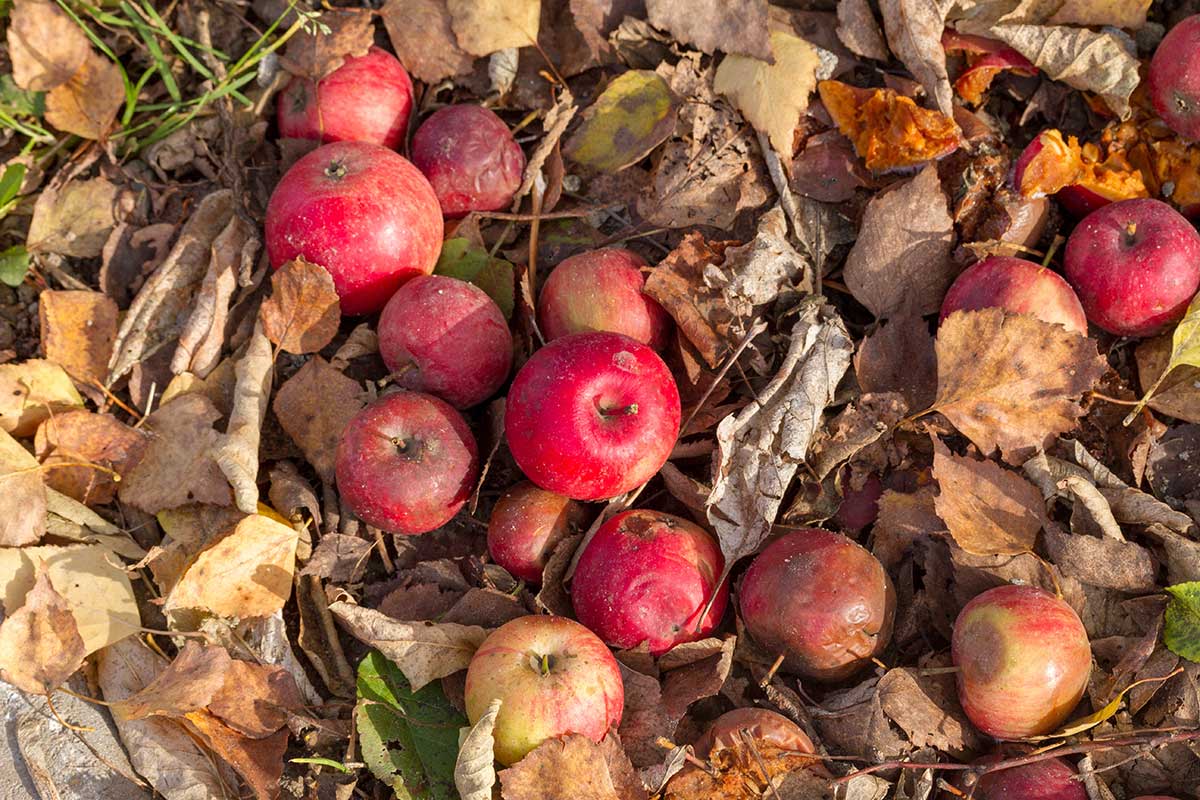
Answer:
[
  {"xmin": 854, "ymin": 313, "xmax": 937, "ymax": 411},
  {"xmin": 45, "ymin": 50, "xmax": 125, "ymax": 139},
  {"xmin": 1042, "ymin": 524, "xmax": 1157, "ymax": 592},
  {"xmin": 35, "ymin": 410, "xmax": 148, "ymax": 506},
  {"xmin": 300, "ymin": 534, "xmax": 372, "ymax": 583},
  {"xmin": 214, "ymin": 320, "xmax": 273, "ymax": 513},
  {"xmin": 260, "ymin": 257, "xmax": 341, "ymax": 355},
  {"xmin": 1135, "ymin": 334, "xmax": 1200, "ymax": 424},
  {"xmin": 877, "ymin": 664, "xmax": 982, "ymax": 756},
  {"xmin": 660, "ymin": 636, "xmax": 735, "ymax": 717},
  {"xmin": 379, "ymin": 0, "xmax": 474, "ymax": 83},
  {"xmin": 617, "ymin": 665, "xmax": 672, "ymax": 767},
  {"xmin": 272, "ymin": 356, "xmax": 365, "ymax": 483},
  {"xmin": 879, "ymin": 0, "xmax": 954, "ymax": 115},
  {"xmin": 113, "ymin": 641, "xmax": 233, "ymax": 721},
  {"xmin": 498, "ymin": 734, "xmax": 623, "ymax": 800},
  {"xmin": 446, "ymin": 0, "xmax": 541, "ymax": 56},
  {"xmin": 27, "ymin": 176, "xmax": 124, "ymax": 259},
  {"xmin": 329, "ymin": 601, "xmax": 487, "ymax": 690},
  {"xmin": 118, "ymin": 393, "xmax": 233, "ymax": 512},
  {"xmin": 932, "ymin": 437, "xmax": 1045, "ymax": 556},
  {"xmin": 282, "ymin": 8, "xmax": 374, "ymax": 80},
  {"xmin": 0, "ymin": 567, "xmax": 85, "ymax": 693},
  {"xmin": 183, "ymin": 709, "xmax": 288, "ymax": 800},
  {"xmin": 164, "ymin": 513, "xmax": 298, "ymax": 621},
  {"xmin": 7, "ymin": 0, "xmax": 90, "ymax": 90},
  {"xmin": 0, "ymin": 359, "xmax": 84, "ymax": 437},
  {"xmin": 208, "ymin": 659, "xmax": 304, "ymax": 738},
  {"xmin": 842, "ymin": 164, "xmax": 955, "ymax": 319},
  {"xmin": 0, "ymin": 427, "xmax": 46, "ymax": 546},
  {"xmin": 646, "ymin": 0, "xmax": 772, "ymax": 60},
  {"xmin": 39, "ymin": 290, "xmax": 119, "ymax": 389},
  {"xmin": 932, "ymin": 309, "xmax": 1107, "ymax": 462},
  {"xmin": 1047, "ymin": 0, "xmax": 1150, "ymax": 29},
  {"xmin": 837, "ymin": 0, "xmax": 889, "ymax": 60}
]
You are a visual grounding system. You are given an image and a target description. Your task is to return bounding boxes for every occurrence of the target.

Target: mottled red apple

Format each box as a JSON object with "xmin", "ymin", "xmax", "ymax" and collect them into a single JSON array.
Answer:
[
  {"xmin": 967, "ymin": 757, "xmax": 1088, "ymax": 800},
  {"xmin": 1149, "ymin": 16, "xmax": 1200, "ymax": 141},
  {"xmin": 833, "ymin": 470, "xmax": 883, "ymax": 533},
  {"xmin": 487, "ymin": 482, "xmax": 585, "ymax": 584},
  {"xmin": 940, "ymin": 256, "xmax": 1088, "ymax": 335},
  {"xmin": 411, "ymin": 104, "xmax": 526, "ymax": 218},
  {"xmin": 571, "ymin": 509, "xmax": 728, "ymax": 655}
]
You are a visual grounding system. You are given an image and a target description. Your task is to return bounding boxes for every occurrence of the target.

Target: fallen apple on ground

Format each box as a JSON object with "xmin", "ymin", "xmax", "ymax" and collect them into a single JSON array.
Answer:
[
  {"xmin": 832, "ymin": 469, "xmax": 882, "ymax": 533},
  {"xmin": 487, "ymin": 481, "xmax": 586, "ymax": 584},
  {"xmin": 1149, "ymin": 15, "xmax": 1200, "ymax": 141},
  {"xmin": 966, "ymin": 757, "xmax": 1088, "ymax": 800},
  {"xmin": 940, "ymin": 256, "xmax": 1088, "ymax": 335},
  {"xmin": 464, "ymin": 615, "xmax": 624, "ymax": 766},
  {"xmin": 693, "ymin": 707, "xmax": 816, "ymax": 758}
]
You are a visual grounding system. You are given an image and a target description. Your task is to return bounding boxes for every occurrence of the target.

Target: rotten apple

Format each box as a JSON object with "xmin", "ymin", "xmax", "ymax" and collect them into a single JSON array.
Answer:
[
  {"xmin": 378, "ymin": 274, "xmax": 512, "ymax": 409},
  {"xmin": 464, "ymin": 615, "xmax": 624, "ymax": 766},
  {"xmin": 537, "ymin": 248, "xmax": 673, "ymax": 351},
  {"xmin": 1149, "ymin": 15, "xmax": 1200, "ymax": 141},
  {"xmin": 504, "ymin": 332, "xmax": 681, "ymax": 501},
  {"xmin": 487, "ymin": 481, "xmax": 586, "ymax": 584},
  {"xmin": 1063, "ymin": 198, "xmax": 1200, "ymax": 337},
  {"xmin": 693, "ymin": 708, "xmax": 815, "ymax": 758},
  {"xmin": 410, "ymin": 104, "xmax": 526, "ymax": 218},
  {"xmin": 739, "ymin": 529, "xmax": 895, "ymax": 681},
  {"xmin": 334, "ymin": 391, "xmax": 478, "ymax": 535},
  {"xmin": 277, "ymin": 47, "xmax": 413, "ymax": 149},
  {"xmin": 952, "ymin": 585, "xmax": 1091, "ymax": 740},
  {"xmin": 265, "ymin": 141, "xmax": 443, "ymax": 314},
  {"xmin": 1012, "ymin": 129, "xmax": 1147, "ymax": 217},
  {"xmin": 966, "ymin": 757, "xmax": 1088, "ymax": 800},
  {"xmin": 939, "ymin": 256, "xmax": 1089, "ymax": 335},
  {"xmin": 571, "ymin": 509, "xmax": 728, "ymax": 655}
]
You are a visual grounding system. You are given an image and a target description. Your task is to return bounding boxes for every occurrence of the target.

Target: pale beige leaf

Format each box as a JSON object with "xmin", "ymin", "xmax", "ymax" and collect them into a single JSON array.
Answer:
[
  {"xmin": 7, "ymin": 0, "xmax": 91, "ymax": 91},
  {"xmin": 456, "ymin": 698, "xmax": 501, "ymax": 800},
  {"xmin": 213, "ymin": 320, "xmax": 273, "ymax": 513},
  {"xmin": 45, "ymin": 487, "xmax": 147, "ymax": 560},
  {"xmin": 329, "ymin": 601, "xmax": 487, "ymax": 690},
  {"xmin": 272, "ymin": 356, "xmax": 365, "ymax": 482},
  {"xmin": 837, "ymin": 0, "xmax": 890, "ymax": 60},
  {"xmin": 0, "ymin": 359, "xmax": 84, "ymax": 437},
  {"xmin": 0, "ymin": 427, "xmax": 46, "ymax": 546},
  {"xmin": 0, "ymin": 568, "xmax": 85, "ymax": 693},
  {"xmin": 39, "ymin": 290, "xmax": 119, "ymax": 389},
  {"xmin": 498, "ymin": 734, "xmax": 622, "ymax": 800},
  {"xmin": 379, "ymin": 0, "xmax": 474, "ymax": 83},
  {"xmin": 932, "ymin": 438, "xmax": 1046, "ymax": 556},
  {"xmin": 713, "ymin": 30, "xmax": 835, "ymax": 162},
  {"xmin": 111, "ymin": 641, "xmax": 232, "ymax": 721},
  {"xmin": 260, "ymin": 257, "xmax": 341, "ymax": 355},
  {"xmin": 27, "ymin": 176, "xmax": 122, "ymax": 258},
  {"xmin": 44, "ymin": 50, "xmax": 125, "ymax": 139},
  {"xmin": 879, "ymin": 0, "xmax": 954, "ymax": 115},
  {"xmin": 932, "ymin": 309, "xmax": 1107, "ymax": 463},
  {"xmin": 1048, "ymin": 0, "xmax": 1150, "ymax": 30},
  {"xmin": 164, "ymin": 514, "xmax": 299, "ymax": 620},
  {"xmin": 447, "ymin": 0, "xmax": 541, "ymax": 56},
  {"xmin": 645, "ymin": 0, "xmax": 772, "ymax": 60}
]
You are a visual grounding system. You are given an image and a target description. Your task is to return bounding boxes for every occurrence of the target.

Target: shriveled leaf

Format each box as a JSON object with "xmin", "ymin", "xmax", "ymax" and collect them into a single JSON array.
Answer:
[
  {"xmin": 434, "ymin": 238, "xmax": 515, "ymax": 319},
  {"xmin": 564, "ymin": 70, "xmax": 679, "ymax": 174},
  {"xmin": 854, "ymin": 312, "xmax": 937, "ymax": 411},
  {"xmin": 879, "ymin": 0, "xmax": 954, "ymax": 115},
  {"xmin": 499, "ymin": 734, "xmax": 623, "ymax": 800},
  {"xmin": 112, "ymin": 641, "xmax": 232, "ymax": 721},
  {"xmin": 645, "ymin": 0, "xmax": 772, "ymax": 60},
  {"xmin": 282, "ymin": 9, "xmax": 374, "ymax": 80},
  {"xmin": 261, "ymin": 257, "xmax": 341, "ymax": 355},
  {"xmin": 27, "ymin": 176, "xmax": 123, "ymax": 259},
  {"xmin": 0, "ymin": 568, "xmax": 85, "ymax": 693},
  {"xmin": 44, "ymin": 50, "xmax": 125, "ymax": 139},
  {"xmin": 380, "ymin": 0, "xmax": 474, "ymax": 83},
  {"xmin": 183, "ymin": 709, "xmax": 288, "ymax": 800},
  {"xmin": 213, "ymin": 320, "xmax": 273, "ymax": 513},
  {"xmin": 456, "ymin": 698, "xmax": 500, "ymax": 800},
  {"xmin": 1164, "ymin": 582, "xmax": 1200, "ymax": 663},
  {"xmin": 35, "ymin": 410, "xmax": 148, "ymax": 506},
  {"xmin": 0, "ymin": 427, "xmax": 46, "ymax": 546},
  {"xmin": 39, "ymin": 290, "xmax": 119, "ymax": 389},
  {"xmin": 331, "ymin": 601, "xmax": 487, "ymax": 691},
  {"xmin": 877, "ymin": 665, "xmax": 982, "ymax": 756},
  {"xmin": 45, "ymin": 488, "xmax": 145, "ymax": 559},
  {"xmin": 707, "ymin": 302, "xmax": 853, "ymax": 569},
  {"xmin": 1043, "ymin": 521, "xmax": 1157, "ymax": 593},
  {"xmin": 932, "ymin": 309, "xmax": 1107, "ymax": 463},
  {"xmin": 843, "ymin": 164, "xmax": 955, "ymax": 319},
  {"xmin": 0, "ymin": 358, "xmax": 83, "ymax": 437},
  {"xmin": 713, "ymin": 30, "xmax": 835, "ymax": 163},
  {"xmin": 837, "ymin": 0, "xmax": 889, "ymax": 60},
  {"xmin": 164, "ymin": 513, "xmax": 298, "ymax": 620},
  {"xmin": 7, "ymin": 0, "xmax": 91, "ymax": 91},
  {"xmin": 272, "ymin": 356, "xmax": 365, "ymax": 483},
  {"xmin": 446, "ymin": 0, "xmax": 541, "ymax": 56},
  {"xmin": 932, "ymin": 438, "xmax": 1045, "ymax": 556}
]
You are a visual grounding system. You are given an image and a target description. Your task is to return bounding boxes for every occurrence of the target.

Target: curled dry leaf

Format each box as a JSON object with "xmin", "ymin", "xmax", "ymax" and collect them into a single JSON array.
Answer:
[
  {"xmin": 1130, "ymin": 292, "xmax": 1200, "ymax": 422},
  {"xmin": 39, "ymin": 289, "xmax": 119, "ymax": 390},
  {"xmin": 842, "ymin": 164, "xmax": 955, "ymax": 319},
  {"xmin": 931, "ymin": 309, "xmax": 1107, "ymax": 463},
  {"xmin": 0, "ymin": 358, "xmax": 84, "ymax": 437},
  {"xmin": 706, "ymin": 302, "xmax": 853, "ymax": 570},
  {"xmin": 7, "ymin": 0, "xmax": 92, "ymax": 91},
  {"xmin": 564, "ymin": 70, "xmax": 680, "ymax": 174},
  {"xmin": 1046, "ymin": 0, "xmax": 1150, "ymax": 30},
  {"xmin": 272, "ymin": 356, "xmax": 365, "ymax": 483},
  {"xmin": 35, "ymin": 410, "xmax": 147, "ymax": 506},
  {"xmin": 45, "ymin": 50, "xmax": 125, "ymax": 140},
  {"xmin": 260, "ymin": 257, "xmax": 341, "ymax": 355},
  {"xmin": 0, "ymin": 427, "xmax": 46, "ymax": 546},
  {"xmin": 0, "ymin": 567, "xmax": 85, "ymax": 694},
  {"xmin": 498, "ymin": 734, "xmax": 624, "ymax": 800},
  {"xmin": 27, "ymin": 176, "xmax": 124, "ymax": 259},
  {"xmin": 879, "ymin": 0, "xmax": 954, "ymax": 116},
  {"xmin": 645, "ymin": 0, "xmax": 772, "ymax": 60},
  {"xmin": 446, "ymin": 0, "xmax": 541, "ymax": 56},
  {"xmin": 379, "ymin": 0, "xmax": 474, "ymax": 83},
  {"xmin": 455, "ymin": 698, "xmax": 501, "ymax": 800},
  {"xmin": 282, "ymin": 8, "xmax": 374, "ymax": 80},
  {"xmin": 931, "ymin": 437, "xmax": 1046, "ymax": 556},
  {"xmin": 837, "ymin": 0, "xmax": 889, "ymax": 61},
  {"xmin": 213, "ymin": 319, "xmax": 273, "ymax": 513},
  {"xmin": 113, "ymin": 641, "xmax": 234, "ymax": 721},
  {"xmin": 876, "ymin": 664, "xmax": 983, "ymax": 756},
  {"xmin": 331, "ymin": 601, "xmax": 487, "ymax": 690},
  {"xmin": 819, "ymin": 80, "xmax": 962, "ymax": 172}
]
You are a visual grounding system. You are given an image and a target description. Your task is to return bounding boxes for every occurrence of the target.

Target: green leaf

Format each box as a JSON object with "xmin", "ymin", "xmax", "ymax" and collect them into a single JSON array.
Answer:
[
  {"xmin": 1127, "ymin": 292, "xmax": 1200, "ymax": 423},
  {"xmin": 290, "ymin": 757, "xmax": 352, "ymax": 773},
  {"xmin": 0, "ymin": 245, "xmax": 29, "ymax": 287},
  {"xmin": 1164, "ymin": 581, "xmax": 1200, "ymax": 663},
  {"xmin": 563, "ymin": 70, "xmax": 679, "ymax": 174},
  {"xmin": 0, "ymin": 75, "xmax": 45, "ymax": 117},
  {"xmin": 355, "ymin": 650, "xmax": 465, "ymax": 800},
  {"xmin": 434, "ymin": 238, "xmax": 515, "ymax": 320},
  {"xmin": 0, "ymin": 163, "xmax": 26, "ymax": 209}
]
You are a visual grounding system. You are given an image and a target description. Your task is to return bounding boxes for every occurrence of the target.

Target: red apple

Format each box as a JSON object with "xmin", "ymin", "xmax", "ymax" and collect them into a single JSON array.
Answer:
[
  {"xmin": 1063, "ymin": 198, "xmax": 1200, "ymax": 337},
  {"xmin": 334, "ymin": 391, "xmax": 478, "ymax": 535},
  {"xmin": 571, "ymin": 510, "xmax": 728, "ymax": 655},
  {"xmin": 464, "ymin": 615, "xmax": 624, "ymax": 765},
  {"xmin": 693, "ymin": 708, "xmax": 815, "ymax": 758},
  {"xmin": 378, "ymin": 275, "xmax": 512, "ymax": 409},
  {"xmin": 487, "ymin": 481, "xmax": 586, "ymax": 584},
  {"xmin": 939, "ymin": 256, "xmax": 1089, "ymax": 335},
  {"xmin": 1149, "ymin": 16, "xmax": 1200, "ymax": 140},
  {"xmin": 967, "ymin": 757, "xmax": 1087, "ymax": 800},
  {"xmin": 410, "ymin": 104, "xmax": 526, "ymax": 218},
  {"xmin": 833, "ymin": 470, "xmax": 883, "ymax": 533},
  {"xmin": 265, "ymin": 141, "xmax": 443, "ymax": 314},
  {"xmin": 537, "ymin": 248, "xmax": 673, "ymax": 351},
  {"xmin": 953, "ymin": 585, "xmax": 1091, "ymax": 740},
  {"xmin": 739, "ymin": 529, "xmax": 895, "ymax": 681},
  {"xmin": 277, "ymin": 47, "xmax": 413, "ymax": 149},
  {"xmin": 505, "ymin": 332, "xmax": 681, "ymax": 501},
  {"xmin": 1011, "ymin": 130, "xmax": 1148, "ymax": 217}
]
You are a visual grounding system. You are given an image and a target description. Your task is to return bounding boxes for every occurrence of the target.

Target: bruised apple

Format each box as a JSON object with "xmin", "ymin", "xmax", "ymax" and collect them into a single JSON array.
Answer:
[
  {"xmin": 505, "ymin": 332, "xmax": 681, "ymax": 501},
  {"xmin": 537, "ymin": 248, "xmax": 673, "ymax": 351},
  {"xmin": 1063, "ymin": 198, "xmax": 1200, "ymax": 337},
  {"xmin": 277, "ymin": 47, "xmax": 413, "ymax": 149},
  {"xmin": 939, "ymin": 256, "xmax": 1088, "ymax": 335},
  {"xmin": 1149, "ymin": 16, "xmax": 1200, "ymax": 141},
  {"xmin": 334, "ymin": 391, "xmax": 478, "ymax": 535},
  {"xmin": 487, "ymin": 482, "xmax": 586, "ymax": 584},
  {"xmin": 464, "ymin": 615, "xmax": 624, "ymax": 765},
  {"xmin": 968, "ymin": 757, "xmax": 1088, "ymax": 800},
  {"xmin": 411, "ymin": 104, "xmax": 526, "ymax": 218},
  {"xmin": 952, "ymin": 585, "xmax": 1091, "ymax": 740},
  {"xmin": 739, "ymin": 529, "xmax": 895, "ymax": 681},
  {"xmin": 265, "ymin": 141, "xmax": 443, "ymax": 314},
  {"xmin": 378, "ymin": 275, "xmax": 512, "ymax": 409},
  {"xmin": 571, "ymin": 510, "xmax": 728, "ymax": 654},
  {"xmin": 694, "ymin": 708, "xmax": 815, "ymax": 758}
]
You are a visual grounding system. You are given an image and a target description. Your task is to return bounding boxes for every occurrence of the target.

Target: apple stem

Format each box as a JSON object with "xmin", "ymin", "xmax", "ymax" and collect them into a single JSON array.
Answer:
[
  {"xmin": 539, "ymin": 653, "xmax": 551, "ymax": 676},
  {"xmin": 1124, "ymin": 220, "xmax": 1138, "ymax": 245},
  {"xmin": 1040, "ymin": 234, "xmax": 1064, "ymax": 268}
]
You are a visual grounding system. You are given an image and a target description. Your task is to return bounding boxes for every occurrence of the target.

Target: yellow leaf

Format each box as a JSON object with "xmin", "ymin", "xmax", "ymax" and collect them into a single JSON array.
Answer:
[
  {"xmin": 446, "ymin": 0, "xmax": 540, "ymax": 56},
  {"xmin": 1025, "ymin": 667, "xmax": 1182, "ymax": 741},
  {"xmin": 0, "ymin": 359, "xmax": 84, "ymax": 437},
  {"xmin": 44, "ymin": 49, "xmax": 125, "ymax": 140},
  {"xmin": 0, "ymin": 567, "xmax": 85, "ymax": 693},
  {"xmin": 563, "ymin": 71, "xmax": 679, "ymax": 174},
  {"xmin": 0, "ymin": 427, "xmax": 46, "ymax": 546},
  {"xmin": 1128, "ymin": 292, "xmax": 1200, "ymax": 423}
]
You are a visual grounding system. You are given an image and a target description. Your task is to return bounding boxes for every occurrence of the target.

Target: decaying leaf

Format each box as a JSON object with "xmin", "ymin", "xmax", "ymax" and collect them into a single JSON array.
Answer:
[
  {"xmin": 837, "ymin": 0, "xmax": 889, "ymax": 60},
  {"xmin": 819, "ymin": 80, "xmax": 962, "ymax": 171},
  {"xmin": 272, "ymin": 356, "xmax": 365, "ymax": 483},
  {"xmin": 1047, "ymin": 0, "xmax": 1150, "ymax": 30},
  {"xmin": 1130, "ymin": 293, "xmax": 1200, "ymax": 422},
  {"xmin": 7, "ymin": 0, "xmax": 92, "ymax": 91},
  {"xmin": 39, "ymin": 290, "xmax": 119, "ymax": 390},
  {"xmin": 379, "ymin": 0, "xmax": 474, "ymax": 83},
  {"xmin": 854, "ymin": 312, "xmax": 937, "ymax": 411},
  {"xmin": 564, "ymin": 70, "xmax": 679, "ymax": 174},
  {"xmin": 931, "ymin": 309, "xmax": 1107, "ymax": 462},
  {"xmin": 113, "ymin": 641, "xmax": 233, "ymax": 721},
  {"xmin": 707, "ymin": 302, "xmax": 853, "ymax": 570},
  {"xmin": 932, "ymin": 437, "xmax": 1045, "ymax": 556},
  {"xmin": 27, "ymin": 176, "xmax": 124, "ymax": 259},
  {"xmin": 0, "ymin": 567, "xmax": 85, "ymax": 693},
  {"xmin": 646, "ymin": 0, "xmax": 772, "ymax": 60},
  {"xmin": 213, "ymin": 320, "xmax": 273, "ymax": 513},
  {"xmin": 499, "ymin": 734, "xmax": 624, "ymax": 800},
  {"xmin": 301, "ymin": 533, "xmax": 373, "ymax": 583},
  {"xmin": 713, "ymin": 30, "xmax": 835, "ymax": 162},
  {"xmin": 182, "ymin": 710, "xmax": 288, "ymax": 800},
  {"xmin": 260, "ymin": 257, "xmax": 341, "ymax": 355},
  {"xmin": 446, "ymin": 0, "xmax": 541, "ymax": 56},
  {"xmin": 44, "ymin": 50, "xmax": 125, "ymax": 139},
  {"xmin": 1135, "ymin": 334, "xmax": 1200, "ymax": 424},
  {"xmin": 0, "ymin": 358, "xmax": 84, "ymax": 437},
  {"xmin": 207, "ymin": 659, "xmax": 304, "ymax": 738},
  {"xmin": 282, "ymin": 8, "xmax": 374, "ymax": 80},
  {"xmin": 1164, "ymin": 582, "xmax": 1200, "ymax": 663},
  {"xmin": 331, "ymin": 601, "xmax": 487, "ymax": 691},
  {"xmin": 456, "ymin": 698, "xmax": 501, "ymax": 800},
  {"xmin": 36, "ymin": 411, "xmax": 147, "ymax": 506},
  {"xmin": 879, "ymin": 0, "xmax": 954, "ymax": 116},
  {"xmin": 0, "ymin": 427, "xmax": 46, "ymax": 546}
]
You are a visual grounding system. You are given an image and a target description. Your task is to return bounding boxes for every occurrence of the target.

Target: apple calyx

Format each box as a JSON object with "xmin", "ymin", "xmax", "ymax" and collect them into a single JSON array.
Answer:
[
  {"xmin": 324, "ymin": 160, "xmax": 348, "ymax": 179},
  {"xmin": 389, "ymin": 435, "xmax": 424, "ymax": 461},
  {"xmin": 597, "ymin": 401, "xmax": 638, "ymax": 418}
]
